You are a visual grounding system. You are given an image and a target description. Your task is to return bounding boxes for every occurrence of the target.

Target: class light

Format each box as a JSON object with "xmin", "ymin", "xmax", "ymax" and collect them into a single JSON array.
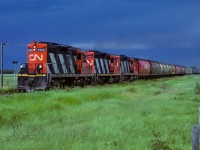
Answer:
[{"xmin": 33, "ymin": 46, "xmax": 36, "ymax": 51}]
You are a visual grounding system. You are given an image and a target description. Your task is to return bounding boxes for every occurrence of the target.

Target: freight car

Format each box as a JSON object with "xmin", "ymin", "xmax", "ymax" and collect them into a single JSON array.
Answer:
[{"xmin": 17, "ymin": 41, "xmax": 187, "ymax": 91}]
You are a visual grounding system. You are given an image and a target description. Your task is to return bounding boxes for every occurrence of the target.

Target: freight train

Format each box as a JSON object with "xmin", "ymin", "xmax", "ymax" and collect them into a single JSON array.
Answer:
[{"xmin": 17, "ymin": 41, "xmax": 198, "ymax": 91}]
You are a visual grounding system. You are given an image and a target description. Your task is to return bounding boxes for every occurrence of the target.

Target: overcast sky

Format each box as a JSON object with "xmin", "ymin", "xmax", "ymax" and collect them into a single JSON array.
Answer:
[{"xmin": 0, "ymin": 0, "xmax": 200, "ymax": 69}]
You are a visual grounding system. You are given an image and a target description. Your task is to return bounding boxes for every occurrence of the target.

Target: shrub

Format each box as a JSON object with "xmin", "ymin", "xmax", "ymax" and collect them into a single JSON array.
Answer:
[
  {"xmin": 0, "ymin": 113, "xmax": 6, "ymax": 125},
  {"xmin": 127, "ymin": 87, "xmax": 137, "ymax": 93},
  {"xmin": 151, "ymin": 131, "xmax": 171, "ymax": 150},
  {"xmin": 9, "ymin": 111, "xmax": 27, "ymax": 125},
  {"xmin": 194, "ymin": 82, "xmax": 200, "ymax": 95},
  {"xmin": 0, "ymin": 87, "xmax": 17, "ymax": 95}
]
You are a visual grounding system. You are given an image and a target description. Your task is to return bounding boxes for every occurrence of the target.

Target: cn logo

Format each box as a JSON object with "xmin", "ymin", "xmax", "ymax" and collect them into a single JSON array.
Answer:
[{"xmin": 29, "ymin": 54, "xmax": 43, "ymax": 61}]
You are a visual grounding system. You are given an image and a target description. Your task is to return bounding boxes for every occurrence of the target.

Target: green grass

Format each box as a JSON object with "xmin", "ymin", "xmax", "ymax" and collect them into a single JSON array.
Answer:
[
  {"xmin": 0, "ymin": 73, "xmax": 16, "ymax": 87},
  {"xmin": 0, "ymin": 74, "xmax": 17, "ymax": 94},
  {"xmin": 0, "ymin": 75, "xmax": 200, "ymax": 149}
]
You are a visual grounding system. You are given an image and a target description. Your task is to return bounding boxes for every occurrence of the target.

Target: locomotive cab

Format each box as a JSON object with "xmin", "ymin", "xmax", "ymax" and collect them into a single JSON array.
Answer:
[
  {"xmin": 17, "ymin": 41, "xmax": 49, "ymax": 91},
  {"xmin": 76, "ymin": 50, "xmax": 93, "ymax": 74},
  {"xmin": 27, "ymin": 41, "xmax": 47, "ymax": 74},
  {"xmin": 109, "ymin": 55, "xmax": 120, "ymax": 74}
]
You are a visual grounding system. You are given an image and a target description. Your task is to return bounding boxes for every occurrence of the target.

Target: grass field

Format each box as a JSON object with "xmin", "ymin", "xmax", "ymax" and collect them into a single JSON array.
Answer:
[
  {"xmin": 0, "ymin": 74, "xmax": 17, "ymax": 88},
  {"xmin": 0, "ymin": 75, "xmax": 200, "ymax": 149}
]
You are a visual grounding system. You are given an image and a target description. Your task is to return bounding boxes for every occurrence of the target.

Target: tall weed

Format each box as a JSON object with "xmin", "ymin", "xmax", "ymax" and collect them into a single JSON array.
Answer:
[{"xmin": 194, "ymin": 82, "xmax": 200, "ymax": 95}]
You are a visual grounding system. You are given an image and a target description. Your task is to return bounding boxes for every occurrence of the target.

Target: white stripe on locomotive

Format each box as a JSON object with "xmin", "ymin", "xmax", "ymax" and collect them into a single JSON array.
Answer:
[
  {"xmin": 126, "ymin": 62, "xmax": 130, "ymax": 73},
  {"xmin": 105, "ymin": 59, "xmax": 109, "ymax": 73},
  {"xmin": 58, "ymin": 54, "xmax": 68, "ymax": 73},
  {"xmin": 121, "ymin": 61, "xmax": 124, "ymax": 73},
  {"xmin": 100, "ymin": 59, "xmax": 105, "ymax": 73},
  {"xmin": 67, "ymin": 55, "xmax": 75, "ymax": 74},
  {"xmin": 124, "ymin": 61, "xmax": 127, "ymax": 73},
  {"xmin": 95, "ymin": 58, "xmax": 101, "ymax": 73},
  {"xmin": 49, "ymin": 53, "xmax": 60, "ymax": 73}
]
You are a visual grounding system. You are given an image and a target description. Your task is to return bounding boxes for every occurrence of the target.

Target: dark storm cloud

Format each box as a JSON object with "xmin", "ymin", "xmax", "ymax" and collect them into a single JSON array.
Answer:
[
  {"xmin": 1, "ymin": 0, "xmax": 200, "ymax": 68},
  {"xmin": 0, "ymin": 0, "xmax": 67, "ymax": 13},
  {"xmin": 58, "ymin": 0, "xmax": 200, "ymax": 50}
]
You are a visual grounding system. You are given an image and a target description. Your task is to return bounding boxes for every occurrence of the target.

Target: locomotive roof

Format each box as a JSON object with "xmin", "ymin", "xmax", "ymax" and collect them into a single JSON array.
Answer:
[
  {"xmin": 88, "ymin": 50, "xmax": 109, "ymax": 55},
  {"xmin": 39, "ymin": 41, "xmax": 79, "ymax": 50},
  {"xmin": 37, "ymin": 42, "xmax": 185, "ymax": 67}
]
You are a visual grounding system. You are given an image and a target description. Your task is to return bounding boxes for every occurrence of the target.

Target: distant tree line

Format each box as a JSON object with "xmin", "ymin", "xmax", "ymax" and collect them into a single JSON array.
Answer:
[{"xmin": 0, "ymin": 70, "xmax": 14, "ymax": 74}]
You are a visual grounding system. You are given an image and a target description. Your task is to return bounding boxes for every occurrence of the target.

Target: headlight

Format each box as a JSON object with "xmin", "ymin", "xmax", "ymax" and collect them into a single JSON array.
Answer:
[
  {"xmin": 39, "ymin": 65, "xmax": 42, "ymax": 69},
  {"xmin": 20, "ymin": 64, "xmax": 23, "ymax": 68}
]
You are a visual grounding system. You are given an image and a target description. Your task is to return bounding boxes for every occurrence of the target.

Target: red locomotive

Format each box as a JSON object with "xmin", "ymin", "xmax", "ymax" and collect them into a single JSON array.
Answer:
[{"xmin": 17, "ymin": 41, "xmax": 187, "ymax": 91}]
